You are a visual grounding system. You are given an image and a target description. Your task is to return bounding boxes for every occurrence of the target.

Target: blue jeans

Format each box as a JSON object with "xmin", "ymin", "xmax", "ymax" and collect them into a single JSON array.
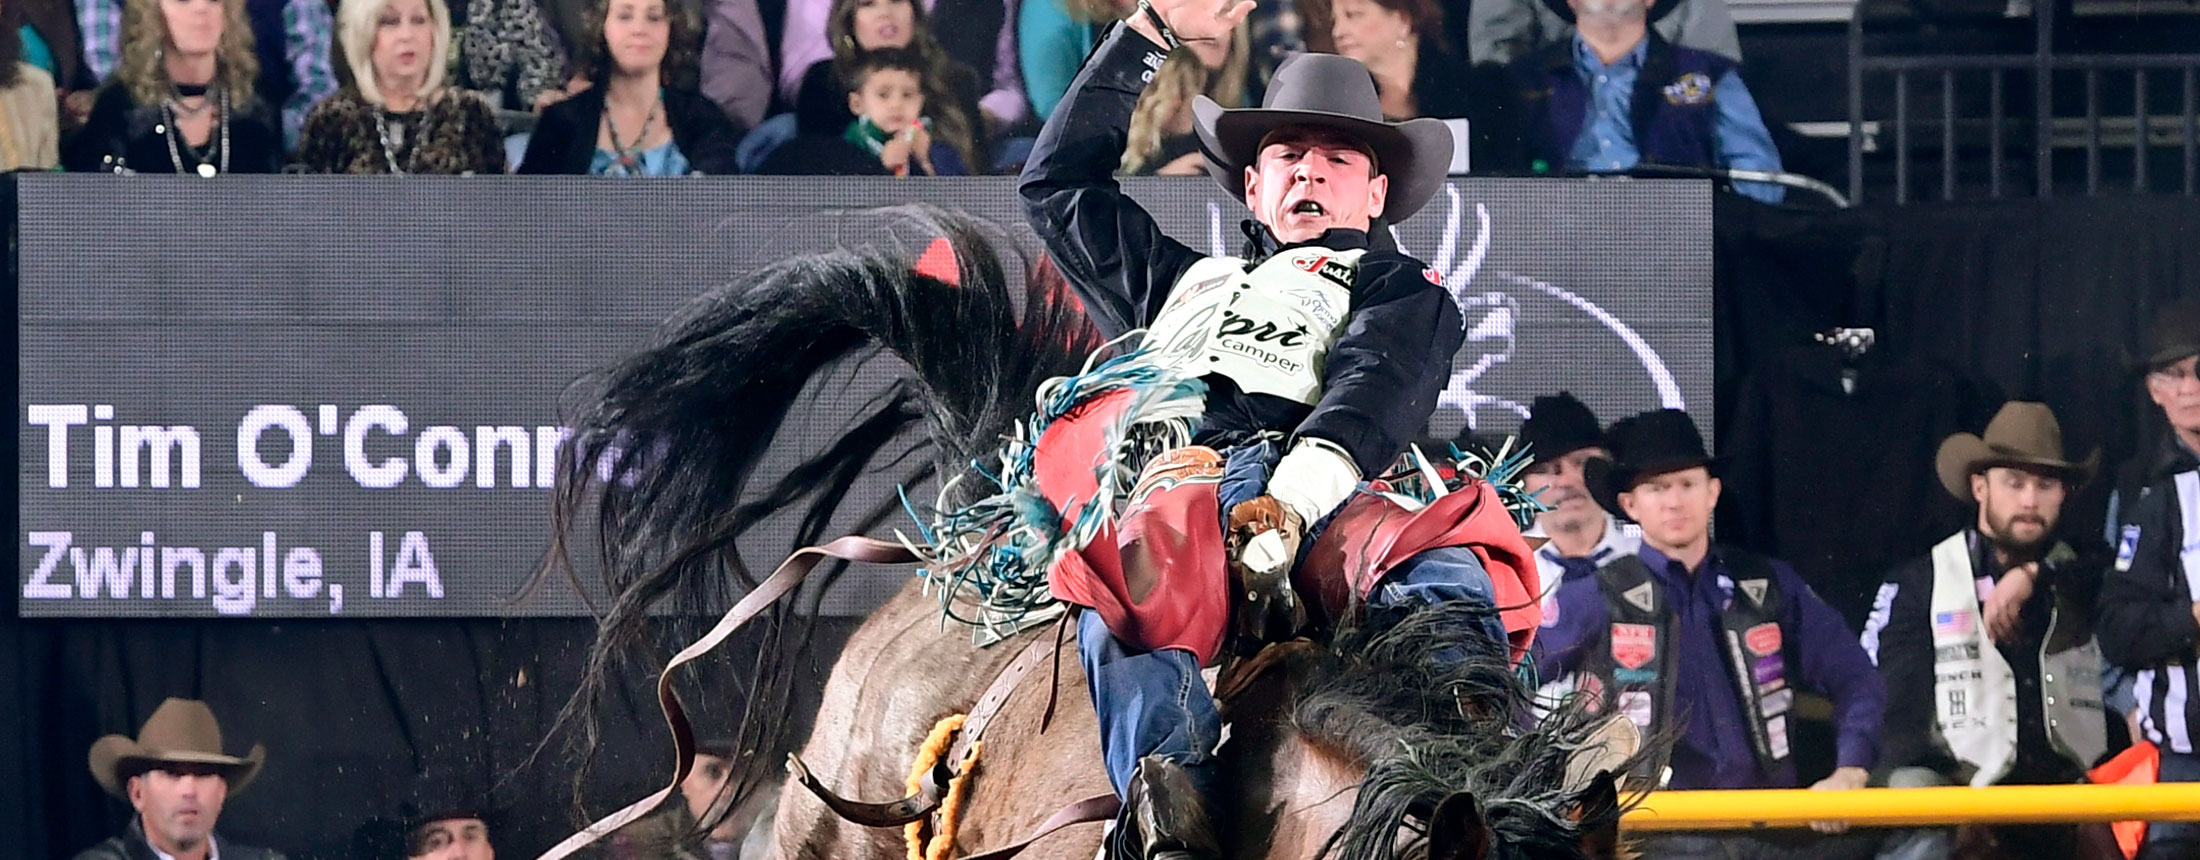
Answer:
[
  {"xmin": 1078, "ymin": 545, "xmax": 1508, "ymax": 797},
  {"xmin": 2141, "ymin": 749, "xmax": 2200, "ymax": 859}
]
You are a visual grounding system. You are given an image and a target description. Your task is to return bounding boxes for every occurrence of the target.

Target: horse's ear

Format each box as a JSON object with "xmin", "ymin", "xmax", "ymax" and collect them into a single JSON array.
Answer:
[
  {"xmin": 1427, "ymin": 791, "xmax": 1492, "ymax": 860},
  {"xmin": 1570, "ymin": 770, "xmax": 1624, "ymax": 860}
]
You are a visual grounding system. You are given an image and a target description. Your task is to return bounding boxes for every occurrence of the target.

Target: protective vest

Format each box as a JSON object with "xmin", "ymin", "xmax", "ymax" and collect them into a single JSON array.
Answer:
[
  {"xmin": 1140, "ymin": 247, "xmax": 1360, "ymax": 406},
  {"xmin": 1924, "ymin": 533, "xmax": 2106, "ymax": 786},
  {"xmin": 1584, "ymin": 551, "xmax": 1793, "ymax": 779}
]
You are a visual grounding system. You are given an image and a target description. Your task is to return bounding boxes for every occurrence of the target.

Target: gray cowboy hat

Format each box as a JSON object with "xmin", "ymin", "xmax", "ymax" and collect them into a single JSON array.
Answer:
[
  {"xmin": 89, "ymin": 698, "xmax": 265, "ymax": 798},
  {"xmin": 2135, "ymin": 298, "xmax": 2200, "ymax": 371},
  {"xmin": 1192, "ymin": 52, "xmax": 1453, "ymax": 222},
  {"xmin": 1934, "ymin": 402, "xmax": 2100, "ymax": 502}
]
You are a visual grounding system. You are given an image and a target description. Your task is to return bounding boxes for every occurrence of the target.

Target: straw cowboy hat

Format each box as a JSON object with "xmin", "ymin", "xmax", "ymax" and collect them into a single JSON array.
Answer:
[
  {"xmin": 1192, "ymin": 52, "xmax": 1454, "ymax": 221},
  {"xmin": 1935, "ymin": 402, "xmax": 2099, "ymax": 502},
  {"xmin": 89, "ymin": 698, "xmax": 265, "ymax": 798}
]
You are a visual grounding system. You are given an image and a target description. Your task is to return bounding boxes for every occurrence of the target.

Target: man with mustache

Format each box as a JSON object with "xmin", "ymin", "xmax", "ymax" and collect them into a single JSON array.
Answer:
[
  {"xmin": 1503, "ymin": 0, "xmax": 1785, "ymax": 202},
  {"xmin": 1515, "ymin": 392, "xmax": 1638, "ymax": 710},
  {"xmin": 1015, "ymin": 0, "xmax": 1548, "ymax": 857},
  {"xmin": 1859, "ymin": 402, "xmax": 2113, "ymax": 860},
  {"xmin": 1536, "ymin": 409, "xmax": 1886, "ymax": 860},
  {"xmin": 73, "ymin": 698, "xmax": 286, "ymax": 860}
]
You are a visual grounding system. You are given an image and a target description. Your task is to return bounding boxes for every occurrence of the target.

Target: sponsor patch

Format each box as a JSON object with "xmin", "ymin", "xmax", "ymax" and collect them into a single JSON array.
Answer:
[
  {"xmin": 1738, "ymin": 578, "xmax": 1769, "ymax": 608},
  {"xmin": 1934, "ymin": 610, "xmax": 1975, "ymax": 637},
  {"xmin": 2116, "ymin": 524, "xmax": 2140, "ymax": 572},
  {"xmin": 1315, "ymin": 259, "xmax": 1356, "ymax": 289},
  {"xmin": 1744, "ymin": 621, "xmax": 1782, "ymax": 656},
  {"xmin": 1663, "ymin": 72, "xmax": 1713, "ymax": 106},
  {"xmin": 1753, "ymin": 653, "xmax": 1785, "ymax": 685},
  {"xmin": 1619, "ymin": 690, "xmax": 1654, "ymax": 730},
  {"xmin": 1422, "ymin": 266, "xmax": 1443, "ymax": 285},
  {"xmin": 1291, "ymin": 253, "xmax": 1329, "ymax": 273},
  {"xmin": 1611, "ymin": 622, "xmax": 1657, "ymax": 670},
  {"xmin": 1622, "ymin": 581, "xmax": 1656, "ymax": 613},
  {"xmin": 1766, "ymin": 716, "xmax": 1791, "ymax": 759},
  {"xmin": 1760, "ymin": 687, "xmax": 1793, "ymax": 718}
]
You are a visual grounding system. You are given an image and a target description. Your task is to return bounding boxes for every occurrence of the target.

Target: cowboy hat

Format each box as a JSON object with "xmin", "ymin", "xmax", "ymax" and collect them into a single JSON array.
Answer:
[
  {"xmin": 1583, "ymin": 409, "xmax": 1720, "ymax": 520},
  {"xmin": 1191, "ymin": 52, "xmax": 1453, "ymax": 222},
  {"xmin": 1519, "ymin": 392, "xmax": 1605, "ymax": 463},
  {"xmin": 1934, "ymin": 402, "xmax": 2099, "ymax": 502},
  {"xmin": 2135, "ymin": 298, "xmax": 2200, "ymax": 371},
  {"xmin": 1538, "ymin": 0, "xmax": 1684, "ymax": 26},
  {"xmin": 88, "ymin": 698, "xmax": 265, "ymax": 798}
]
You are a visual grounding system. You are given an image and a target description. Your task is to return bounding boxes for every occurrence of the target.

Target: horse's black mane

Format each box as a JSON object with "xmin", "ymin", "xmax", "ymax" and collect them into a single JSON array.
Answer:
[{"xmin": 1293, "ymin": 602, "xmax": 1647, "ymax": 860}]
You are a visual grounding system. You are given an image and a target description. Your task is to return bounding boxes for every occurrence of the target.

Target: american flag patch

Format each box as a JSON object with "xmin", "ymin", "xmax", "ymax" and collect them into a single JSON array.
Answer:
[{"xmin": 1934, "ymin": 610, "xmax": 1974, "ymax": 636}]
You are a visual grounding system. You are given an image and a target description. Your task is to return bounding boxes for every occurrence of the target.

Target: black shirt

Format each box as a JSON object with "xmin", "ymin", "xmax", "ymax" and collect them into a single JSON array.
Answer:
[{"xmin": 64, "ymin": 85, "xmax": 284, "ymax": 174}]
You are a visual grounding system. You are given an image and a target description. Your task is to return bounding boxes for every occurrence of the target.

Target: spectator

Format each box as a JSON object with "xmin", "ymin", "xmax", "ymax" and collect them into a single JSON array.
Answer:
[
  {"xmin": 1117, "ymin": 22, "xmax": 1244, "ymax": 176},
  {"xmin": 1512, "ymin": 393, "xmax": 1638, "ymax": 710},
  {"xmin": 2102, "ymin": 301, "xmax": 2200, "ymax": 740},
  {"xmin": 2099, "ymin": 306, "xmax": 2200, "ymax": 860},
  {"xmin": 518, "ymin": 0, "xmax": 739, "ymax": 173},
  {"xmin": 18, "ymin": 0, "xmax": 95, "ymax": 128},
  {"xmin": 1538, "ymin": 409, "xmax": 1886, "ymax": 858},
  {"xmin": 78, "ymin": 0, "xmax": 338, "ymax": 150},
  {"xmin": 699, "ymin": 0, "xmax": 773, "ymax": 130},
  {"xmin": 612, "ymin": 742, "xmax": 779, "ymax": 860},
  {"xmin": 458, "ymin": 0, "xmax": 568, "ymax": 112},
  {"xmin": 0, "ymin": 15, "xmax": 61, "ymax": 168},
  {"xmin": 1468, "ymin": 0, "xmax": 1737, "ymax": 66},
  {"xmin": 297, "ymin": 0, "xmax": 505, "ymax": 173},
  {"xmin": 65, "ymin": 0, "xmax": 284, "ymax": 174},
  {"xmin": 349, "ymin": 774, "xmax": 501, "ymax": 860},
  {"xmin": 1861, "ymin": 402, "xmax": 2114, "ymax": 860},
  {"xmin": 752, "ymin": 0, "xmax": 981, "ymax": 174},
  {"xmin": 1505, "ymin": 0, "xmax": 1783, "ymax": 202},
  {"xmin": 1017, "ymin": 0, "xmax": 1116, "ymax": 121},
  {"xmin": 929, "ymin": 0, "xmax": 1028, "ymax": 134},
  {"xmin": 842, "ymin": 47, "xmax": 966, "ymax": 174},
  {"xmin": 1328, "ymin": 0, "xmax": 1518, "ymax": 172},
  {"xmin": 71, "ymin": 698, "xmax": 285, "ymax": 860},
  {"xmin": 401, "ymin": 813, "xmax": 495, "ymax": 860}
]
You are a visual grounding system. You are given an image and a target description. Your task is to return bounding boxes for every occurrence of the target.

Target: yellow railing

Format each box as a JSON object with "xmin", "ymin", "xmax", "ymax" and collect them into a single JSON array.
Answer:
[{"xmin": 1622, "ymin": 784, "xmax": 2200, "ymax": 831}]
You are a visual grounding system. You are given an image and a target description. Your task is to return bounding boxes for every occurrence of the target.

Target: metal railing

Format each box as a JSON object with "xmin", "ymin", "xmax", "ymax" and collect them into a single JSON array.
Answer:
[
  {"xmin": 1845, "ymin": 5, "xmax": 2200, "ymax": 203},
  {"xmin": 1623, "ymin": 783, "xmax": 2200, "ymax": 831}
]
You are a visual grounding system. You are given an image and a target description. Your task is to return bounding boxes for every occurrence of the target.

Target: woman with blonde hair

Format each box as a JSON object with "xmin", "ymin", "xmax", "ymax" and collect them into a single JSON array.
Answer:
[
  {"xmin": 1117, "ymin": 19, "xmax": 1246, "ymax": 176},
  {"xmin": 295, "ymin": 0, "xmax": 504, "ymax": 173},
  {"xmin": 63, "ymin": 0, "xmax": 281, "ymax": 173}
]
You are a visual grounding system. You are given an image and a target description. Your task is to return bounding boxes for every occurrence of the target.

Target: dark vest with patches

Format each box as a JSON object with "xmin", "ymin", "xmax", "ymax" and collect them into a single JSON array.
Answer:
[
  {"xmin": 1511, "ymin": 31, "xmax": 1735, "ymax": 172},
  {"xmin": 1583, "ymin": 550, "xmax": 1793, "ymax": 779}
]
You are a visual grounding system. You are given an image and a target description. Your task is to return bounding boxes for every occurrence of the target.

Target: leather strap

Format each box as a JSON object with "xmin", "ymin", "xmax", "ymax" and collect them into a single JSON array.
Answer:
[
  {"xmin": 951, "ymin": 622, "xmax": 1072, "ymax": 764},
  {"xmin": 534, "ymin": 536, "xmax": 919, "ymax": 860},
  {"xmin": 961, "ymin": 793, "xmax": 1124, "ymax": 860}
]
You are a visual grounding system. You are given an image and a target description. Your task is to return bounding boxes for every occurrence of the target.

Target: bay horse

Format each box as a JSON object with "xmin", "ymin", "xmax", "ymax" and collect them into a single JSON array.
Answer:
[{"xmin": 543, "ymin": 208, "xmax": 1643, "ymax": 860}]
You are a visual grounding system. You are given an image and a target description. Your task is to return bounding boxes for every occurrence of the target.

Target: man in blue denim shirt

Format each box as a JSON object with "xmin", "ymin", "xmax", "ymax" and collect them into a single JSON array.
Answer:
[{"xmin": 1506, "ymin": 0, "xmax": 1787, "ymax": 203}]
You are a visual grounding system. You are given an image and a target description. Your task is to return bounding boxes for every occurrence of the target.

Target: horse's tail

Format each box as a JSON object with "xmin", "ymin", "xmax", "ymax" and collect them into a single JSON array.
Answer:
[{"xmin": 536, "ymin": 205, "xmax": 1101, "ymax": 826}]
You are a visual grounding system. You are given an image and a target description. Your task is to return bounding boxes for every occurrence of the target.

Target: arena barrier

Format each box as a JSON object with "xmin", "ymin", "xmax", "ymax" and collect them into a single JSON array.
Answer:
[{"xmin": 1622, "ymin": 783, "xmax": 2200, "ymax": 831}]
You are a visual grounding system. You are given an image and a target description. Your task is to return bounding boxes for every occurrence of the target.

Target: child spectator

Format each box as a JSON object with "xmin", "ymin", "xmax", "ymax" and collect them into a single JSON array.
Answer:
[{"xmin": 843, "ymin": 47, "xmax": 964, "ymax": 175}]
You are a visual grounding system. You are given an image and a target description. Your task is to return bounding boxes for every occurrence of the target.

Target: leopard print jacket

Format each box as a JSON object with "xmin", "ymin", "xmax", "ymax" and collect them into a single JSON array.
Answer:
[
  {"xmin": 295, "ymin": 89, "xmax": 509, "ymax": 174},
  {"xmin": 460, "ymin": 0, "xmax": 564, "ymax": 110}
]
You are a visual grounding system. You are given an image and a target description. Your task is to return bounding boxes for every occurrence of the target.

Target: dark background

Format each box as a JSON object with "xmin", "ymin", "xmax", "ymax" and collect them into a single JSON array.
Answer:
[{"xmin": 6, "ymin": 176, "xmax": 2197, "ymax": 860}]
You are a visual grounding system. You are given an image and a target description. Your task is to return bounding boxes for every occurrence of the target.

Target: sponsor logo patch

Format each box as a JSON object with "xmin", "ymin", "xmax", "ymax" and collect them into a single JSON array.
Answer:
[
  {"xmin": 1744, "ymin": 621, "xmax": 1781, "ymax": 656},
  {"xmin": 1611, "ymin": 622, "xmax": 1657, "ymax": 670},
  {"xmin": 2117, "ymin": 524, "xmax": 2140, "ymax": 572},
  {"xmin": 1663, "ymin": 71, "xmax": 1713, "ymax": 106},
  {"xmin": 1422, "ymin": 266, "xmax": 1443, "ymax": 285},
  {"xmin": 1619, "ymin": 690, "xmax": 1654, "ymax": 730}
]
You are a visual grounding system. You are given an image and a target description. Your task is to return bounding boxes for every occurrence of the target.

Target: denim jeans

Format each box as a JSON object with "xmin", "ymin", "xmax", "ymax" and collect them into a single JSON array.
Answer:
[
  {"xmin": 2141, "ymin": 748, "xmax": 2200, "ymax": 859},
  {"xmin": 1079, "ymin": 447, "xmax": 1510, "ymax": 798}
]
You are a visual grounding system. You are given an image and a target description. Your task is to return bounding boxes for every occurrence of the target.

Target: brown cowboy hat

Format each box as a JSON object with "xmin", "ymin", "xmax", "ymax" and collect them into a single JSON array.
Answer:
[
  {"xmin": 1192, "ymin": 52, "xmax": 1454, "ymax": 221},
  {"xmin": 1934, "ymin": 402, "xmax": 2100, "ymax": 502},
  {"xmin": 2135, "ymin": 298, "xmax": 2200, "ymax": 371},
  {"xmin": 88, "ymin": 698, "xmax": 265, "ymax": 798}
]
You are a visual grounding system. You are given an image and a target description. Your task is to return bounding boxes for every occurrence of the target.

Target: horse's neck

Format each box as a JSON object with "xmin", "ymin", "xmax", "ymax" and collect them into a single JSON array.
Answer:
[{"xmin": 1223, "ymin": 699, "xmax": 1364, "ymax": 860}]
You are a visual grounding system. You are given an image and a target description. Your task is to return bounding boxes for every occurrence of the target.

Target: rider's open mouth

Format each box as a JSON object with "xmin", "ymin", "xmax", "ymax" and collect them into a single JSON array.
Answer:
[{"xmin": 1292, "ymin": 201, "xmax": 1326, "ymax": 216}]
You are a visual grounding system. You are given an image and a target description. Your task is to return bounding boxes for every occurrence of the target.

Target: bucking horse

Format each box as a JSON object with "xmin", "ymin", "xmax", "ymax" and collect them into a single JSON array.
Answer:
[{"xmin": 537, "ymin": 211, "xmax": 1651, "ymax": 860}]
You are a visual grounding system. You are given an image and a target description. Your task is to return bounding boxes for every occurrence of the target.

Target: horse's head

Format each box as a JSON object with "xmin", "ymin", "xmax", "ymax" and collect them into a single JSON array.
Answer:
[{"xmin": 1218, "ymin": 603, "xmax": 1643, "ymax": 860}]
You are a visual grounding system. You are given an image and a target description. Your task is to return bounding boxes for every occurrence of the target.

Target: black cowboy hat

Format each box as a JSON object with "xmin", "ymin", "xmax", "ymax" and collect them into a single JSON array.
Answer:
[
  {"xmin": 1539, "ymin": 0, "xmax": 1685, "ymax": 26},
  {"xmin": 1192, "ymin": 52, "xmax": 1453, "ymax": 221},
  {"xmin": 1583, "ymin": 409, "xmax": 1720, "ymax": 519},
  {"xmin": 2136, "ymin": 298, "xmax": 2200, "ymax": 372},
  {"xmin": 1519, "ymin": 392, "xmax": 1604, "ymax": 463}
]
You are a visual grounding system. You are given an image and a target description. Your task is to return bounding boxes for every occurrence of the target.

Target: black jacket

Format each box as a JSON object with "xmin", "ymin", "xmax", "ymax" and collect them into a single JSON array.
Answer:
[
  {"xmin": 71, "ymin": 815, "xmax": 287, "ymax": 860},
  {"xmin": 63, "ymin": 85, "xmax": 284, "ymax": 174},
  {"xmin": 517, "ymin": 86, "xmax": 741, "ymax": 175},
  {"xmin": 2098, "ymin": 470, "xmax": 2200, "ymax": 751},
  {"xmin": 1017, "ymin": 22, "xmax": 1466, "ymax": 477},
  {"xmin": 1866, "ymin": 530, "xmax": 2100, "ymax": 785}
]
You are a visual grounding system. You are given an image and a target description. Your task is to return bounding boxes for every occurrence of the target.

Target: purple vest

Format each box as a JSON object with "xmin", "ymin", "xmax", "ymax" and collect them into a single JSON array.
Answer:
[{"xmin": 1509, "ymin": 33, "xmax": 1736, "ymax": 172}]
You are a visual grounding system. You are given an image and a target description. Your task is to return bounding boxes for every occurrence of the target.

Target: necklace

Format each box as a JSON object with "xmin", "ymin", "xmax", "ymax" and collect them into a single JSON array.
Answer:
[
  {"xmin": 164, "ymin": 86, "xmax": 230, "ymax": 177},
  {"xmin": 374, "ymin": 107, "xmax": 416, "ymax": 174},
  {"xmin": 601, "ymin": 93, "xmax": 659, "ymax": 175}
]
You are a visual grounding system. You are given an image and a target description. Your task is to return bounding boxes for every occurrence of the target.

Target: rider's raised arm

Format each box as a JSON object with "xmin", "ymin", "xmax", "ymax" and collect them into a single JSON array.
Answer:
[{"xmin": 1018, "ymin": 22, "xmax": 1204, "ymax": 341}]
